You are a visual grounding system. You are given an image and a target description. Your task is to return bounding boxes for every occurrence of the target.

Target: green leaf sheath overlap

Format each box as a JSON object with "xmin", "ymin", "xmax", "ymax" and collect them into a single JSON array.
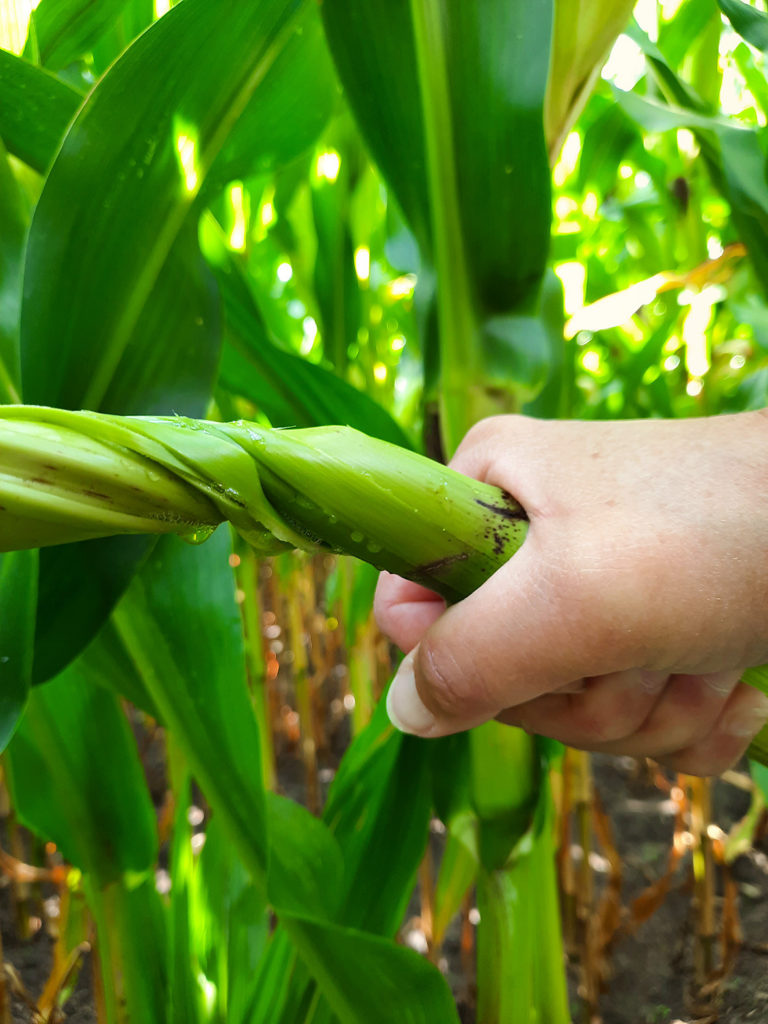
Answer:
[{"xmin": 0, "ymin": 406, "xmax": 529, "ymax": 601}]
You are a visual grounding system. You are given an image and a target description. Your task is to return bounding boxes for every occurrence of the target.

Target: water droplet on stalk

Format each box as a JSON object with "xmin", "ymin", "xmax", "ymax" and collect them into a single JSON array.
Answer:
[
  {"xmin": 179, "ymin": 525, "xmax": 216, "ymax": 545},
  {"xmin": 350, "ymin": 531, "xmax": 364, "ymax": 543}
]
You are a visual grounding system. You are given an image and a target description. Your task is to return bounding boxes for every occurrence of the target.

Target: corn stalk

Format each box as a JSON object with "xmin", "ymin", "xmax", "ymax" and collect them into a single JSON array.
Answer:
[{"xmin": 5, "ymin": 404, "xmax": 768, "ymax": 761}]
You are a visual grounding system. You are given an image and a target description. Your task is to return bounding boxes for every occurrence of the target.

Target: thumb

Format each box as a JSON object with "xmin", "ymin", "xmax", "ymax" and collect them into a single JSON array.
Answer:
[{"xmin": 385, "ymin": 536, "xmax": 588, "ymax": 737}]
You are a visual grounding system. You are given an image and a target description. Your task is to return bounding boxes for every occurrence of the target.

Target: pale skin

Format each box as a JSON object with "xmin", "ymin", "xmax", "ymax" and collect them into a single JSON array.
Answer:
[{"xmin": 375, "ymin": 411, "xmax": 768, "ymax": 776}]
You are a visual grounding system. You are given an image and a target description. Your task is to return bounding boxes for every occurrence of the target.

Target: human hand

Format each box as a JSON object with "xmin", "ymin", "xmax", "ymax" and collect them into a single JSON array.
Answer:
[{"xmin": 375, "ymin": 412, "xmax": 768, "ymax": 775}]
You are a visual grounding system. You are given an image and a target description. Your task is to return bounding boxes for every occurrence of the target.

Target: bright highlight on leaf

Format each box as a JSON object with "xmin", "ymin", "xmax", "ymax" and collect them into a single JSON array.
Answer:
[
  {"xmin": 386, "ymin": 275, "xmax": 416, "ymax": 299},
  {"xmin": 0, "ymin": 0, "xmax": 37, "ymax": 53},
  {"xmin": 316, "ymin": 149, "xmax": 341, "ymax": 182},
  {"xmin": 174, "ymin": 121, "xmax": 199, "ymax": 193},
  {"xmin": 260, "ymin": 199, "xmax": 275, "ymax": 227},
  {"xmin": 354, "ymin": 246, "xmax": 370, "ymax": 282},
  {"xmin": 228, "ymin": 183, "xmax": 246, "ymax": 251}
]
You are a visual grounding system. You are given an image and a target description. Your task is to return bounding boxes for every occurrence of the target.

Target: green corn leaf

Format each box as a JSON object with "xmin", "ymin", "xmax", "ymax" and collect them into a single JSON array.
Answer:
[
  {"xmin": 614, "ymin": 27, "xmax": 768, "ymax": 298},
  {"xmin": 196, "ymin": 816, "xmax": 270, "ymax": 1024},
  {"xmin": 21, "ymin": 0, "xmax": 320, "ymax": 414},
  {"xmin": 0, "ymin": 550, "xmax": 36, "ymax": 749},
  {"xmin": 111, "ymin": 530, "xmax": 269, "ymax": 887},
  {"xmin": 660, "ymin": 0, "xmax": 719, "ymax": 66},
  {"xmin": 717, "ymin": 0, "xmax": 768, "ymax": 52},
  {"xmin": 432, "ymin": 811, "xmax": 478, "ymax": 947},
  {"xmin": 546, "ymin": 0, "xmax": 635, "ymax": 160},
  {"xmin": 267, "ymin": 793, "xmax": 345, "ymax": 922},
  {"xmin": 5, "ymin": 667, "xmax": 158, "ymax": 882},
  {"xmin": 25, "ymin": 0, "xmax": 132, "ymax": 70},
  {"xmin": 576, "ymin": 95, "xmax": 641, "ymax": 197},
  {"xmin": 0, "ymin": 139, "xmax": 26, "ymax": 404},
  {"xmin": 280, "ymin": 913, "xmax": 460, "ymax": 1024},
  {"xmin": 83, "ymin": 876, "xmax": 167, "ymax": 1024},
  {"xmin": 167, "ymin": 758, "xmax": 206, "ymax": 1024},
  {"xmin": 20, "ymin": 0, "xmax": 334, "ymax": 682},
  {"xmin": 323, "ymin": 698, "xmax": 433, "ymax": 934},
  {"xmin": 321, "ymin": 0, "xmax": 554, "ymax": 447},
  {"xmin": 0, "ymin": 49, "xmax": 82, "ymax": 172},
  {"xmin": 202, "ymin": 215, "xmax": 413, "ymax": 447},
  {"xmin": 311, "ymin": 136, "xmax": 362, "ymax": 375},
  {"xmin": 90, "ymin": 0, "xmax": 155, "ymax": 74}
]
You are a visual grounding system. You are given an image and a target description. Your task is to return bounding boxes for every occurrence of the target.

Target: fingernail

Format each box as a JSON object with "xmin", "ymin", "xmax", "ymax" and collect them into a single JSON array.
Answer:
[
  {"xmin": 386, "ymin": 649, "xmax": 437, "ymax": 736},
  {"xmin": 727, "ymin": 694, "xmax": 768, "ymax": 737}
]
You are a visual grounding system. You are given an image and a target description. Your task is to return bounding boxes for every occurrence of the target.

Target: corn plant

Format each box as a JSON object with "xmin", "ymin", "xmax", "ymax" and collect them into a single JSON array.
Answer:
[{"xmin": 2, "ymin": 0, "xmax": 768, "ymax": 1021}]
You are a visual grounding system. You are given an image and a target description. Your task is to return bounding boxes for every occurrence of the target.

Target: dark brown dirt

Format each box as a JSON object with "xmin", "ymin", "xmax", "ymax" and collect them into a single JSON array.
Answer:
[
  {"xmin": 1, "ymin": 747, "xmax": 766, "ymax": 1022},
  {"xmin": 570, "ymin": 754, "xmax": 768, "ymax": 1024}
]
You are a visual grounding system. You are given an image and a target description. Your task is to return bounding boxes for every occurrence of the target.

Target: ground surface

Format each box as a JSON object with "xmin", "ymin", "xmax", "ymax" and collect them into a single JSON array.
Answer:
[{"xmin": 1, "ymin": 751, "xmax": 766, "ymax": 1023}]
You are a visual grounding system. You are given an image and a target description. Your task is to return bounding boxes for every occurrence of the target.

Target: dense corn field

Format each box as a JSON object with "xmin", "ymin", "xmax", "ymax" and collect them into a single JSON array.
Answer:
[{"xmin": 2, "ymin": 0, "xmax": 768, "ymax": 1022}]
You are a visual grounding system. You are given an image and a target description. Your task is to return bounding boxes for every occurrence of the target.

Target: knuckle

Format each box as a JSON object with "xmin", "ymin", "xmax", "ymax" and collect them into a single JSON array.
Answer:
[
  {"xmin": 569, "ymin": 692, "xmax": 647, "ymax": 744},
  {"xmin": 455, "ymin": 415, "xmax": 524, "ymax": 458},
  {"xmin": 663, "ymin": 747, "xmax": 736, "ymax": 778},
  {"xmin": 417, "ymin": 639, "xmax": 479, "ymax": 720}
]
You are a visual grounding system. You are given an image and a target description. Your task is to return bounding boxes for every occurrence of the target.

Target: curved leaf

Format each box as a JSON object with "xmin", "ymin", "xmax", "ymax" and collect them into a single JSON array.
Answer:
[
  {"xmin": 0, "ymin": 549, "xmax": 36, "ymax": 749},
  {"xmin": 5, "ymin": 667, "xmax": 158, "ymax": 882},
  {"xmin": 26, "ymin": 0, "xmax": 131, "ymax": 70},
  {"xmin": 206, "ymin": 220, "xmax": 413, "ymax": 447},
  {"xmin": 546, "ymin": 0, "xmax": 635, "ymax": 159},
  {"xmin": 322, "ymin": 0, "xmax": 554, "ymax": 446},
  {"xmin": 281, "ymin": 913, "xmax": 460, "ymax": 1024},
  {"xmin": 0, "ymin": 138, "xmax": 26, "ymax": 403},
  {"xmin": 323, "ymin": 0, "xmax": 552, "ymax": 317},
  {"xmin": 21, "ymin": 0, "xmax": 326, "ymax": 413},
  {"xmin": 0, "ymin": 49, "xmax": 81, "ymax": 172},
  {"xmin": 112, "ymin": 531, "xmax": 268, "ymax": 885},
  {"xmin": 718, "ymin": 0, "xmax": 768, "ymax": 52},
  {"xmin": 22, "ymin": 0, "xmax": 334, "ymax": 681}
]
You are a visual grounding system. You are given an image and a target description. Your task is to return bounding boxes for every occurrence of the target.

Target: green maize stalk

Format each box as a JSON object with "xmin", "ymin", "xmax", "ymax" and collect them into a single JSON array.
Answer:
[
  {"xmin": 2, "ymin": 404, "xmax": 767, "ymax": 763},
  {"xmin": 0, "ymin": 406, "xmax": 527, "ymax": 602}
]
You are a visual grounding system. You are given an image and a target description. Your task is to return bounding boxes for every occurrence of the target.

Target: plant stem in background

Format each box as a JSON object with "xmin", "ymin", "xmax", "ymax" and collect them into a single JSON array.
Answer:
[
  {"xmin": 237, "ymin": 545, "xmax": 276, "ymax": 791},
  {"xmin": 409, "ymin": 0, "xmax": 480, "ymax": 455}
]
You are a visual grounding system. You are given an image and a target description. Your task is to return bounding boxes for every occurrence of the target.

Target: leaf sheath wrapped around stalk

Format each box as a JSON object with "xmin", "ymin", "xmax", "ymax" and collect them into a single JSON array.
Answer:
[
  {"xmin": 4, "ymin": 405, "xmax": 768, "ymax": 764},
  {"xmin": 0, "ymin": 406, "xmax": 528, "ymax": 602}
]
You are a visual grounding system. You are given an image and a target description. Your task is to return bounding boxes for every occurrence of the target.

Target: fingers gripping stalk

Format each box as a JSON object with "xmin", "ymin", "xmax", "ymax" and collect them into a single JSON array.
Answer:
[{"xmin": 2, "ymin": 405, "xmax": 767, "ymax": 766}]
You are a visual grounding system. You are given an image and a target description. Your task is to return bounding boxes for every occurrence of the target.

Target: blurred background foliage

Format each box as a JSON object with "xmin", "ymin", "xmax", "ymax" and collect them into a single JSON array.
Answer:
[{"xmin": 2, "ymin": 0, "xmax": 768, "ymax": 1022}]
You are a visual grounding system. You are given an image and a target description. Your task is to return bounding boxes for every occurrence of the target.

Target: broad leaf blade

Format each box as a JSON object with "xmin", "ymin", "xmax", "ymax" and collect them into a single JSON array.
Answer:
[
  {"xmin": 21, "ymin": 0, "xmax": 333, "ymax": 681},
  {"xmin": 206, "ymin": 221, "xmax": 413, "ymax": 446},
  {"xmin": 0, "ymin": 49, "xmax": 81, "ymax": 172},
  {"xmin": 26, "ymin": 0, "xmax": 131, "ymax": 70},
  {"xmin": 0, "ymin": 549, "xmax": 36, "ymax": 749},
  {"xmin": 112, "ymin": 530, "xmax": 269, "ymax": 884},
  {"xmin": 281, "ymin": 914, "xmax": 460, "ymax": 1024},
  {"xmin": 717, "ymin": 0, "xmax": 768, "ymax": 52},
  {"xmin": 0, "ymin": 137, "xmax": 26, "ymax": 403},
  {"xmin": 5, "ymin": 667, "xmax": 158, "ymax": 882}
]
